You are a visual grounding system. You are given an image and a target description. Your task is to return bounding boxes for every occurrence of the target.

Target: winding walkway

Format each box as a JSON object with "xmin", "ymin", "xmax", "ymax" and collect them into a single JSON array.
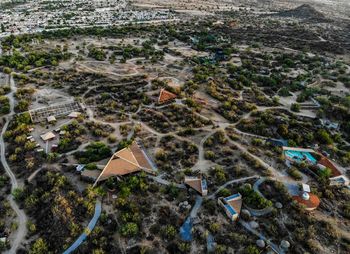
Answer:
[
  {"xmin": 179, "ymin": 195, "xmax": 203, "ymax": 241},
  {"xmin": 208, "ymin": 175, "xmax": 260, "ymax": 199},
  {"xmin": 63, "ymin": 200, "xmax": 102, "ymax": 254},
  {"xmin": 0, "ymin": 75, "xmax": 28, "ymax": 254}
]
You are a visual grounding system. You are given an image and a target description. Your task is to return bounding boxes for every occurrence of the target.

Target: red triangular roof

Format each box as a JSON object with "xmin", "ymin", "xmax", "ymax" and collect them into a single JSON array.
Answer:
[
  {"xmin": 184, "ymin": 177, "xmax": 203, "ymax": 194},
  {"xmin": 158, "ymin": 88, "xmax": 177, "ymax": 104},
  {"xmin": 318, "ymin": 156, "xmax": 341, "ymax": 177}
]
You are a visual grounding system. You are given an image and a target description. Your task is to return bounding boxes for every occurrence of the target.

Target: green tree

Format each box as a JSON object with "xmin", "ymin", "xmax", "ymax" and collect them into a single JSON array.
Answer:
[
  {"xmin": 164, "ymin": 225, "xmax": 176, "ymax": 239},
  {"xmin": 244, "ymin": 245, "xmax": 259, "ymax": 254},
  {"xmin": 30, "ymin": 238, "xmax": 48, "ymax": 254},
  {"xmin": 317, "ymin": 129, "xmax": 333, "ymax": 144},
  {"xmin": 291, "ymin": 103, "xmax": 300, "ymax": 112},
  {"xmin": 120, "ymin": 222, "xmax": 139, "ymax": 237}
]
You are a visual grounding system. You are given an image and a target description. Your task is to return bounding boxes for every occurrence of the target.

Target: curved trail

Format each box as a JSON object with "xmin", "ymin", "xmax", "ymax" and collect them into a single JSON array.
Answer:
[
  {"xmin": 0, "ymin": 75, "xmax": 28, "ymax": 253},
  {"xmin": 63, "ymin": 200, "xmax": 102, "ymax": 254}
]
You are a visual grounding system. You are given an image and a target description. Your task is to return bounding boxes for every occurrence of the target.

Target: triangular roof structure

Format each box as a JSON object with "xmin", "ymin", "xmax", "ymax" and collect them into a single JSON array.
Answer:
[
  {"xmin": 93, "ymin": 142, "xmax": 155, "ymax": 186},
  {"xmin": 158, "ymin": 88, "xmax": 177, "ymax": 104},
  {"xmin": 184, "ymin": 176, "xmax": 208, "ymax": 196},
  {"xmin": 318, "ymin": 156, "xmax": 341, "ymax": 177}
]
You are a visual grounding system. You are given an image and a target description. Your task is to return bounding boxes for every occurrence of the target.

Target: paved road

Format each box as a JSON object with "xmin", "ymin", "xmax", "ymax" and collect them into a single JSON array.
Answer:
[
  {"xmin": 0, "ymin": 75, "xmax": 28, "ymax": 254},
  {"xmin": 63, "ymin": 200, "xmax": 102, "ymax": 254}
]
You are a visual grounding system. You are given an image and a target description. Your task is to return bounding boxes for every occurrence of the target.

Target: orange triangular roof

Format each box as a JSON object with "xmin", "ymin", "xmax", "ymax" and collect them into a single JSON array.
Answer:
[
  {"xmin": 94, "ymin": 142, "xmax": 154, "ymax": 186},
  {"xmin": 184, "ymin": 176, "xmax": 203, "ymax": 194},
  {"xmin": 318, "ymin": 156, "xmax": 341, "ymax": 177},
  {"xmin": 158, "ymin": 88, "xmax": 177, "ymax": 104},
  {"xmin": 227, "ymin": 198, "xmax": 242, "ymax": 215}
]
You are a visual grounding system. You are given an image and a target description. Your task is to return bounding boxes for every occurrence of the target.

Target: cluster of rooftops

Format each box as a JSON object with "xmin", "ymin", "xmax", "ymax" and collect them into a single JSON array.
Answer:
[{"xmin": 90, "ymin": 141, "xmax": 243, "ymax": 221}]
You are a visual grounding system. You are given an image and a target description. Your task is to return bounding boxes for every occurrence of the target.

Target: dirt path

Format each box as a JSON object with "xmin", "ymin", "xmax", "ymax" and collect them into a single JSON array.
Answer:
[{"xmin": 0, "ymin": 75, "xmax": 28, "ymax": 254}]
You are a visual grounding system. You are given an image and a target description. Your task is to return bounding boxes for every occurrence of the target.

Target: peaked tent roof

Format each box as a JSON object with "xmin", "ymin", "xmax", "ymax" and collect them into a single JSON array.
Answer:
[
  {"xmin": 94, "ymin": 142, "xmax": 153, "ymax": 186},
  {"xmin": 158, "ymin": 88, "xmax": 177, "ymax": 104},
  {"xmin": 184, "ymin": 176, "xmax": 203, "ymax": 194}
]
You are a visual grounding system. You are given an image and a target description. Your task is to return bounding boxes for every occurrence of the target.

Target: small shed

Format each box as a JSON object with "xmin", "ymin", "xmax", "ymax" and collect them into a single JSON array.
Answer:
[{"xmin": 302, "ymin": 184, "xmax": 311, "ymax": 193}]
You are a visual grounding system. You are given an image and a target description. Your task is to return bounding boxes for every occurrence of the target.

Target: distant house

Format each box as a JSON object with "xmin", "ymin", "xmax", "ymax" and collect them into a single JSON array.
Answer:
[
  {"xmin": 158, "ymin": 88, "xmax": 177, "ymax": 104},
  {"xmin": 293, "ymin": 193, "xmax": 320, "ymax": 211},
  {"xmin": 320, "ymin": 119, "xmax": 339, "ymax": 131},
  {"xmin": 76, "ymin": 164, "xmax": 85, "ymax": 172},
  {"xmin": 40, "ymin": 131, "xmax": 56, "ymax": 141},
  {"xmin": 184, "ymin": 176, "xmax": 208, "ymax": 196},
  {"xmin": 302, "ymin": 183, "xmax": 311, "ymax": 193},
  {"xmin": 47, "ymin": 115, "xmax": 56, "ymax": 123},
  {"xmin": 59, "ymin": 130, "xmax": 66, "ymax": 136},
  {"xmin": 93, "ymin": 142, "xmax": 157, "ymax": 186},
  {"xmin": 218, "ymin": 193, "xmax": 242, "ymax": 222},
  {"xmin": 292, "ymin": 184, "xmax": 320, "ymax": 211},
  {"xmin": 68, "ymin": 111, "xmax": 81, "ymax": 118},
  {"xmin": 330, "ymin": 175, "xmax": 350, "ymax": 186}
]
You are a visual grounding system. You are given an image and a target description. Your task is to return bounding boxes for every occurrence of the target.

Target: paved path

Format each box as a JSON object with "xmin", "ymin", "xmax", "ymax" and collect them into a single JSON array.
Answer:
[
  {"xmin": 208, "ymin": 175, "xmax": 260, "ymax": 199},
  {"xmin": 63, "ymin": 200, "xmax": 102, "ymax": 254},
  {"xmin": 253, "ymin": 177, "xmax": 266, "ymax": 198},
  {"xmin": 190, "ymin": 195, "xmax": 203, "ymax": 218},
  {"xmin": 1, "ymin": 74, "xmax": 28, "ymax": 254},
  {"xmin": 180, "ymin": 195, "xmax": 203, "ymax": 241}
]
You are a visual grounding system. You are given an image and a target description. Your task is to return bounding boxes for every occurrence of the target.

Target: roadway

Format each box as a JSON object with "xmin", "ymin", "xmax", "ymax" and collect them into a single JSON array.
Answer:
[{"xmin": 0, "ymin": 75, "xmax": 28, "ymax": 254}]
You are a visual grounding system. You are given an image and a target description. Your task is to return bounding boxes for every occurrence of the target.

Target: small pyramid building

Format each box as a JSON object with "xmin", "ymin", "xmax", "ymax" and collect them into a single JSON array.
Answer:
[
  {"xmin": 184, "ymin": 176, "xmax": 208, "ymax": 196},
  {"xmin": 158, "ymin": 88, "xmax": 177, "ymax": 104}
]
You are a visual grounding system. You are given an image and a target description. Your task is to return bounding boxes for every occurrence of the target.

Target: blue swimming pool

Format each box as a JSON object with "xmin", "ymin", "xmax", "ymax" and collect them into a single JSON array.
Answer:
[{"xmin": 285, "ymin": 150, "xmax": 317, "ymax": 164}]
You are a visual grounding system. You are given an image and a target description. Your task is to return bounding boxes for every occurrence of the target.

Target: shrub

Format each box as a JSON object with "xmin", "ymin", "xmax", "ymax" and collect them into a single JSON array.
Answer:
[
  {"xmin": 287, "ymin": 167, "xmax": 303, "ymax": 180},
  {"xmin": 291, "ymin": 103, "xmax": 300, "ymax": 112},
  {"xmin": 120, "ymin": 222, "xmax": 139, "ymax": 237}
]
